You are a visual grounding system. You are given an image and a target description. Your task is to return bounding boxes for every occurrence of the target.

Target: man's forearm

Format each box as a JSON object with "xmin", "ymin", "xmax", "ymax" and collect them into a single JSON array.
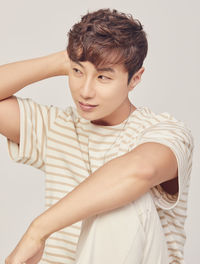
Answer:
[
  {"xmin": 30, "ymin": 151, "xmax": 152, "ymax": 241},
  {"xmin": 0, "ymin": 51, "xmax": 68, "ymax": 101}
]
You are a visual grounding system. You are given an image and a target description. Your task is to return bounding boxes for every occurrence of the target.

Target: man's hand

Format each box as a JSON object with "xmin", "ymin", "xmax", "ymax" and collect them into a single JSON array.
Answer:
[
  {"xmin": 5, "ymin": 226, "xmax": 45, "ymax": 264},
  {"xmin": 62, "ymin": 50, "xmax": 70, "ymax": 76}
]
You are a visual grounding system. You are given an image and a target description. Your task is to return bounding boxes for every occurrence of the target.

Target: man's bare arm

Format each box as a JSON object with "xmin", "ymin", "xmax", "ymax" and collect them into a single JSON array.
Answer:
[
  {"xmin": 0, "ymin": 51, "xmax": 69, "ymax": 143},
  {"xmin": 0, "ymin": 51, "xmax": 69, "ymax": 101},
  {"xmin": 30, "ymin": 142, "xmax": 178, "ymax": 240},
  {"xmin": 6, "ymin": 142, "xmax": 178, "ymax": 262}
]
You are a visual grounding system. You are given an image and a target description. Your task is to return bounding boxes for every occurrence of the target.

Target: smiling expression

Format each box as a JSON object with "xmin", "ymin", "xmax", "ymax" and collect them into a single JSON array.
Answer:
[{"xmin": 68, "ymin": 60, "xmax": 143, "ymax": 126}]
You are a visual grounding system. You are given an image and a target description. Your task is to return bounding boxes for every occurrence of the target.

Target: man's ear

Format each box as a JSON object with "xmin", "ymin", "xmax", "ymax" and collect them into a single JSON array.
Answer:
[{"xmin": 128, "ymin": 67, "xmax": 145, "ymax": 91}]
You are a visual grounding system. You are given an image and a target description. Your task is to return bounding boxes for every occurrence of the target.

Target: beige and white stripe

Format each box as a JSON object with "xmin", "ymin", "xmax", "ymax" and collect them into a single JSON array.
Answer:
[{"xmin": 7, "ymin": 97, "xmax": 194, "ymax": 264}]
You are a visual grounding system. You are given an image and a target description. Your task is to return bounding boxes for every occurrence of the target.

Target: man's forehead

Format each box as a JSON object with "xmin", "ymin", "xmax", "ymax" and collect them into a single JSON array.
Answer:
[{"xmin": 72, "ymin": 60, "xmax": 125, "ymax": 73}]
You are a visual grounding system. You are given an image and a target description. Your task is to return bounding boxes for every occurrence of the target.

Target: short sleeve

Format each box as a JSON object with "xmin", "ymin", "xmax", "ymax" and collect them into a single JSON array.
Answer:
[
  {"xmin": 7, "ymin": 96, "xmax": 51, "ymax": 171},
  {"xmin": 135, "ymin": 117, "xmax": 194, "ymax": 210}
]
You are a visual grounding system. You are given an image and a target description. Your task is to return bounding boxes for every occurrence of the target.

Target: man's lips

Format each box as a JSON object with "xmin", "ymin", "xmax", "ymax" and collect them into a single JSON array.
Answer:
[
  {"xmin": 79, "ymin": 101, "xmax": 98, "ymax": 107},
  {"xmin": 78, "ymin": 101, "xmax": 98, "ymax": 111}
]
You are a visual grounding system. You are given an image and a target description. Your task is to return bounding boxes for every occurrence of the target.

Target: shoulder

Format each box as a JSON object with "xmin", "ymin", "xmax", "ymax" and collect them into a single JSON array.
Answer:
[
  {"xmin": 16, "ymin": 97, "xmax": 85, "ymax": 129},
  {"xmin": 130, "ymin": 106, "xmax": 194, "ymax": 160},
  {"xmin": 133, "ymin": 106, "xmax": 193, "ymax": 135},
  {"xmin": 134, "ymin": 106, "xmax": 182, "ymax": 124}
]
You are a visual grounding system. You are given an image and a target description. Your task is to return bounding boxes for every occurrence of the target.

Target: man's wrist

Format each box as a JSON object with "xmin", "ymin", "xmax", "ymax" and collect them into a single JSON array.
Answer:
[
  {"xmin": 28, "ymin": 217, "xmax": 51, "ymax": 242},
  {"xmin": 54, "ymin": 50, "xmax": 70, "ymax": 76},
  {"xmin": 62, "ymin": 50, "xmax": 70, "ymax": 76}
]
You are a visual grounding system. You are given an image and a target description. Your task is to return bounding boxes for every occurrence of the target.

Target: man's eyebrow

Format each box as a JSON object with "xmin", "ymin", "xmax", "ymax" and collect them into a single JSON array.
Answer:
[
  {"xmin": 74, "ymin": 61, "xmax": 115, "ymax": 74},
  {"xmin": 75, "ymin": 61, "xmax": 84, "ymax": 68},
  {"xmin": 96, "ymin": 67, "xmax": 115, "ymax": 73}
]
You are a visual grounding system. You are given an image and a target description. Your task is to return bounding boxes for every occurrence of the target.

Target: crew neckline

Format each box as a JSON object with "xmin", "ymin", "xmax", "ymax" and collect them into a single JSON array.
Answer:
[{"xmin": 87, "ymin": 106, "xmax": 145, "ymax": 129}]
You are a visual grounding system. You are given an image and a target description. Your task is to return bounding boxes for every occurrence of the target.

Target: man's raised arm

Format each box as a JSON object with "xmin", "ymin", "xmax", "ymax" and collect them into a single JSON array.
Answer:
[
  {"xmin": 0, "ymin": 51, "xmax": 69, "ymax": 144},
  {"xmin": 0, "ymin": 51, "xmax": 69, "ymax": 101}
]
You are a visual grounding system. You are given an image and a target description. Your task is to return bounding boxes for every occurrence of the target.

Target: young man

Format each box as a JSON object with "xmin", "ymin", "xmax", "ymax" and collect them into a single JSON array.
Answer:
[{"xmin": 0, "ymin": 8, "xmax": 193, "ymax": 264}]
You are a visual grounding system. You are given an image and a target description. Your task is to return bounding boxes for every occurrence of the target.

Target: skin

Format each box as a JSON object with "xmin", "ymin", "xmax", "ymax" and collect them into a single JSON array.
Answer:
[
  {"xmin": 5, "ymin": 54, "xmax": 178, "ymax": 264},
  {"xmin": 68, "ymin": 59, "xmax": 144, "ymax": 125}
]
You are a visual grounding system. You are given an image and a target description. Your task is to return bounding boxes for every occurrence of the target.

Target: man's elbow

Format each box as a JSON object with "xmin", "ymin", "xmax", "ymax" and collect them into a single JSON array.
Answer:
[{"xmin": 125, "ymin": 153, "xmax": 157, "ymax": 189}]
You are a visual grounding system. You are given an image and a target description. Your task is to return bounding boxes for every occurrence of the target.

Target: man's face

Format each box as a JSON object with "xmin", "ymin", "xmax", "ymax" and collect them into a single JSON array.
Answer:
[{"xmin": 68, "ymin": 60, "xmax": 135, "ymax": 126}]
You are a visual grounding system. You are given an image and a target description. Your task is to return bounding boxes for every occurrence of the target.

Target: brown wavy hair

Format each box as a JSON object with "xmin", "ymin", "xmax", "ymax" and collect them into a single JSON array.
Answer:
[{"xmin": 67, "ymin": 9, "xmax": 148, "ymax": 84}]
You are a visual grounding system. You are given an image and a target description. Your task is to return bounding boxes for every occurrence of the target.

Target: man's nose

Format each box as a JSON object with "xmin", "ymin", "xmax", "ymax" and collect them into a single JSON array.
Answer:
[{"xmin": 80, "ymin": 78, "xmax": 96, "ymax": 99}]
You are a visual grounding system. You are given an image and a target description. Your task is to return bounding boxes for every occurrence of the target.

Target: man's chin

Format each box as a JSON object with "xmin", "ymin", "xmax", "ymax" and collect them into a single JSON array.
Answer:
[
  {"xmin": 77, "ymin": 107, "xmax": 97, "ymax": 120},
  {"xmin": 76, "ymin": 106, "xmax": 110, "ymax": 125}
]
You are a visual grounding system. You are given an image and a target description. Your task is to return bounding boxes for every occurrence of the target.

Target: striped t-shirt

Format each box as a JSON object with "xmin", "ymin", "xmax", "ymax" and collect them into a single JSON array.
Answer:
[{"xmin": 7, "ymin": 97, "xmax": 194, "ymax": 264}]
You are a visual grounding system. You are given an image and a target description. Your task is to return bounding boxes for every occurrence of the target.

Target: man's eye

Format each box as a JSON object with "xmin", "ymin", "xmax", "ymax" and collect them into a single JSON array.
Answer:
[
  {"xmin": 73, "ymin": 68, "xmax": 82, "ymax": 74},
  {"xmin": 98, "ymin": 75, "xmax": 111, "ymax": 80}
]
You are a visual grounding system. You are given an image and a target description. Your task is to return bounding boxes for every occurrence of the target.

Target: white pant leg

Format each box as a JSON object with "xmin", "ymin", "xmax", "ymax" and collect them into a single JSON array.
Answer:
[
  {"xmin": 123, "ymin": 193, "xmax": 169, "ymax": 264},
  {"xmin": 75, "ymin": 192, "xmax": 169, "ymax": 264}
]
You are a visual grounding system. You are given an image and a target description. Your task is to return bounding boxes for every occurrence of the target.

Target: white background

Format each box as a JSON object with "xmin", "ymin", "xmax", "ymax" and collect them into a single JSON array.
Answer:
[{"xmin": 0, "ymin": 0, "xmax": 199, "ymax": 262}]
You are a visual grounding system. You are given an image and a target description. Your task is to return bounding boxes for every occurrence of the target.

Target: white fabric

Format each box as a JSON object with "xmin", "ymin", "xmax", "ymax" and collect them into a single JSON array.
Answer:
[{"xmin": 75, "ymin": 193, "xmax": 169, "ymax": 264}]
